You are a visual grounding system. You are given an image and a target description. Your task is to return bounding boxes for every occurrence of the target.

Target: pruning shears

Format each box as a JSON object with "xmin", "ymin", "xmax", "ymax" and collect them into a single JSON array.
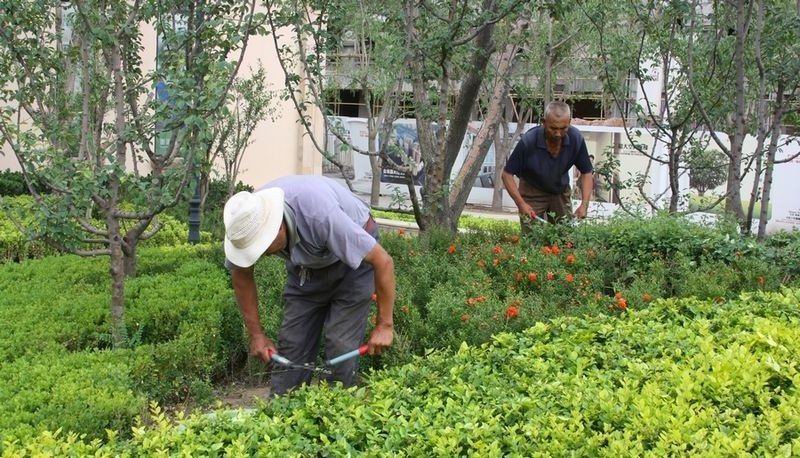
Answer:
[
  {"xmin": 527, "ymin": 210, "xmax": 549, "ymax": 224},
  {"xmin": 269, "ymin": 345, "xmax": 370, "ymax": 376}
]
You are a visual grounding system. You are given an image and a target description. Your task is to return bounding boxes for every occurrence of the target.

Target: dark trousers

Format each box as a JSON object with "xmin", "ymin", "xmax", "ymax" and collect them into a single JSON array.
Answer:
[
  {"xmin": 271, "ymin": 236, "xmax": 377, "ymax": 396},
  {"xmin": 519, "ymin": 180, "xmax": 573, "ymax": 229}
]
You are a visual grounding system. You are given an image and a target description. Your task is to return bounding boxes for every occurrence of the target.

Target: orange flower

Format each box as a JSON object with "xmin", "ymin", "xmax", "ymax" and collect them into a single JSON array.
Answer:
[
  {"xmin": 397, "ymin": 228, "xmax": 406, "ymax": 236},
  {"xmin": 493, "ymin": 258, "xmax": 500, "ymax": 267},
  {"xmin": 757, "ymin": 276, "xmax": 765, "ymax": 286},
  {"xmin": 492, "ymin": 245, "xmax": 503, "ymax": 254},
  {"xmin": 371, "ymin": 292, "xmax": 377, "ymax": 302},
  {"xmin": 546, "ymin": 272, "xmax": 555, "ymax": 281},
  {"xmin": 528, "ymin": 272, "xmax": 538, "ymax": 283},
  {"xmin": 551, "ymin": 245, "xmax": 561, "ymax": 255},
  {"xmin": 642, "ymin": 293, "xmax": 653, "ymax": 302},
  {"xmin": 447, "ymin": 244, "xmax": 456, "ymax": 254},
  {"xmin": 565, "ymin": 254, "xmax": 576, "ymax": 265},
  {"xmin": 541, "ymin": 246, "xmax": 553, "ymax": 255},
  {"xmin": 616, "ymin": 298, "xmax": 628, "ymax": 310},
  {"xmin": 466, "ymin": 296, "xmax": 487, "ymax": 306},
  {"xmin": 565, "ymin": 273, "xmax": 574, "ymax": 283},
  {"xmin": 505, "ymin": 305, "xmax": 520, "ymax": 319},
  {"xmin": 461, "ymin": 313, "xmax": 470, "ymax": 322},
  {"xmin": 566, "ymin": 242, "xmax": 574, "ymax": 249},
  {"xmin": 510, "ymin": 235, "xmax": 520, "ymax": 244},
  {"xmin": 477, "ymin": 260, "xmax": 486, "ymax": 269}
]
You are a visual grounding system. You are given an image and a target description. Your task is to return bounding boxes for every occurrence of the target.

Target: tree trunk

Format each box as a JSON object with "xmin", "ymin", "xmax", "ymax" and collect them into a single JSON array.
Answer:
[
  {"xmin": 367, "ymin": 126, "xmax": 381, "ymax": 207},
  {"xmin": 123, "ymin": 237, "xmax": 138, "ymax": 278},
  {"xmin": 492, "ymin": 126, "xmax": 506, "ymax": 211},
  {"xmin": 108, "ymin": 222, "xmax": 128, "ymax": 348},
  {"xmin": 544, "ymin": 13, "xmax": 553, "ymax": 106},
  {"xmin": 758, "ymin": 90, "xmax": 786, "ymax": 240},
  {"xmin": 109, "ymin": 41, "xmax": 127, "ymax": 348},
  {"xmin": 725, "ymin": 0, "xmax": 748, "ymax": 224},
  {"xmin": 668, "ymin": 145, "xmax": 680, "ymax": 213}
]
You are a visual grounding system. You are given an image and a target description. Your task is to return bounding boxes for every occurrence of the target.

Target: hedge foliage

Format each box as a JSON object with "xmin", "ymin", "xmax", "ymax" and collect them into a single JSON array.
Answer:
[
  {"xmin": 1, "ymin": 214, "xmax": 797, "ymax": 449},
  {"xmin": 5, "ymin": 289, "xmax": 799, "ymax": 455},
  {"xmin": 0, "ymin": 245, "xmax": 240, "ymax": 441},
  {"xmin": 246, "ymin": 216, "xmax": 793, "ymax": 369}
]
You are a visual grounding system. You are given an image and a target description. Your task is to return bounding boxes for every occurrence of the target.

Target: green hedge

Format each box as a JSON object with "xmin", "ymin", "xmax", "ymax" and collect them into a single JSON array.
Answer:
[
  {"xmin": 0, "ymin": 215, "xmax": 795, "ymax": 446},
  {"xmin": 6, "ymin": 289, "xmax": 799, "ymax": 455},
  {"xmin": 0, "ymin": 245, "xmax": 241, "ymax": 441}
]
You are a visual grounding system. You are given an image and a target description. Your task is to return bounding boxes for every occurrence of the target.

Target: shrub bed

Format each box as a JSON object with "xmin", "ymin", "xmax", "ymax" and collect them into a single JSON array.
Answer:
[
  {"xmin": 0, "ymin": 245, "xmax": 240, "ymax": 441},
  {"xmin": 5, "ymin": 289, "xmax": 799, "ymax": 455}
]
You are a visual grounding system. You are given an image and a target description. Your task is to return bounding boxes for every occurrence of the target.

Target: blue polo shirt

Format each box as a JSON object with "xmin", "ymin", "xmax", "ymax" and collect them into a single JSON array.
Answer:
[{"xmin": 504, "ymin": 125, "xmax": 593, "ymax": 195}]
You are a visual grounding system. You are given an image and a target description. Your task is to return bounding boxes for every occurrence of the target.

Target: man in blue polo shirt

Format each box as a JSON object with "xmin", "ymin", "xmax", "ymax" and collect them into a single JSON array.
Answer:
[
  {"xmin": 223, "ymin": 175, "xmax": 395, "ymax": 396},
  {"xmin": 502, "ymin": 101, "xmax": 594, "ymax": 226}
]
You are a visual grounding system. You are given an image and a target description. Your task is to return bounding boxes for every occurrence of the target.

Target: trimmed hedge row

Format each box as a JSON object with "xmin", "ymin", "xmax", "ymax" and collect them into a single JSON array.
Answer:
[
  {"xmin": 0, "ymin": 245, "xmax": 242, "ymax": 441},
  {"xmin": 5, "ymin": 289, "xmax": 799, "ymax": 455}
]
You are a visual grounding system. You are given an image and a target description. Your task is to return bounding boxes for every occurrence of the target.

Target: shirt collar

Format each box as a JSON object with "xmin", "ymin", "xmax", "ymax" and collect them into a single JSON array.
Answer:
[{"xmin": 535, "ymin": 125, "xmax": 572, "ymax": 149}]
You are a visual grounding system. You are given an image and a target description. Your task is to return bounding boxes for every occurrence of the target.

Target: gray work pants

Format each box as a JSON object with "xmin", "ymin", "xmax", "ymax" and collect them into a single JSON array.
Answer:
[{"xmin": 271, "ymin": 250, "xmax": 376, "ymax": 396}]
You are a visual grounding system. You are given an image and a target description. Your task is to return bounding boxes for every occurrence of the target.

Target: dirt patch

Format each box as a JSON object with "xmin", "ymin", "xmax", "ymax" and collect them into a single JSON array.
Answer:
[{"xmin": 215, "ymin": 381, "xmax": 271, "ymax": 409}]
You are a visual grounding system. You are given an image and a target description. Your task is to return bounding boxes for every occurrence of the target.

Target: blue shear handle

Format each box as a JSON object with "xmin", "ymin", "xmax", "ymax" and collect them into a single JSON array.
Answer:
[
  {"xmin": 327, "ymin": 349, "xmax": 361, "ymax": 366},
  {"xmin": 271, "ymin": 354, "xmax": 292, "ymax": 366}
]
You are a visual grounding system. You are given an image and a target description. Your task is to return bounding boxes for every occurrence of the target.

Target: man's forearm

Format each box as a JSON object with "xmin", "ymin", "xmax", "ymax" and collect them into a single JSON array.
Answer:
[
  {"xmin": 373, "ymin": 257, "xmax": 395, "ymax": 327},
  {"xmin": 232, "ymin": 269, "xmax": 265, "ymax": 339},
  {"xmin": 501, "ymin": 171, "xmax": 525, "ymax": 208},
  {"xmin": 580, "ymin": 173, "xmax": 593, "ymax": 207}
]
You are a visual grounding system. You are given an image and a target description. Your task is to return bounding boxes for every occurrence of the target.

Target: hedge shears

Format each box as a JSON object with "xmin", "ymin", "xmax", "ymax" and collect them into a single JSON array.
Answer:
[{"xmin": 269, "ymin": 345, "xmax": 370, "ymax": 376}]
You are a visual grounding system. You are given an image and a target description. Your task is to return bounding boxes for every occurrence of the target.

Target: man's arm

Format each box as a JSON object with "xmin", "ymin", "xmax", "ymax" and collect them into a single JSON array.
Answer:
[
  {"xmin": 575, "ymin": 172, "xmax": 593, "ymax": 219},
  {"xmin": 502, "ymin": 170, "xmax": 536, "ymax": 219},
  {"xmin": 231, "ymin": 266, "xmax": 276, "ymax": 362},
  {"xmin": 362, "ymin": 243, "xmax": 395, "ymax": 355}
]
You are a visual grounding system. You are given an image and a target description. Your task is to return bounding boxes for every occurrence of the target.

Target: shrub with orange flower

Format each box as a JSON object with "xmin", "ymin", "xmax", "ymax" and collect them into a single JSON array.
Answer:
[{"xmin": 505, "ymin": 305, "xmax": 519, "ymax": 319}]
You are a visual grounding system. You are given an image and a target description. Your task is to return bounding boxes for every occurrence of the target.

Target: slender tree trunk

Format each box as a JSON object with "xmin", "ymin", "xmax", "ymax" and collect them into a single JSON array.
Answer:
[
  {"xmin": 758, "ymin": 89, "xmax": 786, "ymax": 240},
  {"xmin": 668, "ymin": 145, "xmax": 680, "ymax": 213},
  {"xmin": 109, "ymin": 222, "xmax": 128, "ymax": 348},
  {"xmin": 544, "ymin": 13, "xmax": 553, "ymax": 106},
  {"xmin": 745, "ymin": 0, "xmax": 767, "ymax": 234},
  {"xmin": 109, "ymin": 43, "xmax": 128, "ymax": 348},
  {"xmin": 725, "ymin": 0, "xmax": 749, "ymax": 224},
  {"xmin": 367, "ymin": 125, "xmax": 381, "ymax": 207},
  {"xmin": 492, "ymin": 125, "xmax": 506, "ymax": 211}
]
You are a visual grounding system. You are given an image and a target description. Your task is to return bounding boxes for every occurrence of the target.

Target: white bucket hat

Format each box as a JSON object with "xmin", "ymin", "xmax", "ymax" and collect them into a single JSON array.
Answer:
[{"xmin": 223, "ymin": 188, "xmax": 285, "ymax": 268}]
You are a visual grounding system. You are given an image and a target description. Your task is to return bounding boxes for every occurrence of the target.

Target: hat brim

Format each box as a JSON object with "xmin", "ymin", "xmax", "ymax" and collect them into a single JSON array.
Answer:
[{"xmin": 224, "ymin": 187, "xmax": 285, "ymax": 268}]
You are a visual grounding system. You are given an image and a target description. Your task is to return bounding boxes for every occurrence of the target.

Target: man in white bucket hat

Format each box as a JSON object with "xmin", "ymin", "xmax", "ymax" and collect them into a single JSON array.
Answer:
[{"xmin": 224, "ymin": 175, "xmax": 395, "ymax": 396}]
